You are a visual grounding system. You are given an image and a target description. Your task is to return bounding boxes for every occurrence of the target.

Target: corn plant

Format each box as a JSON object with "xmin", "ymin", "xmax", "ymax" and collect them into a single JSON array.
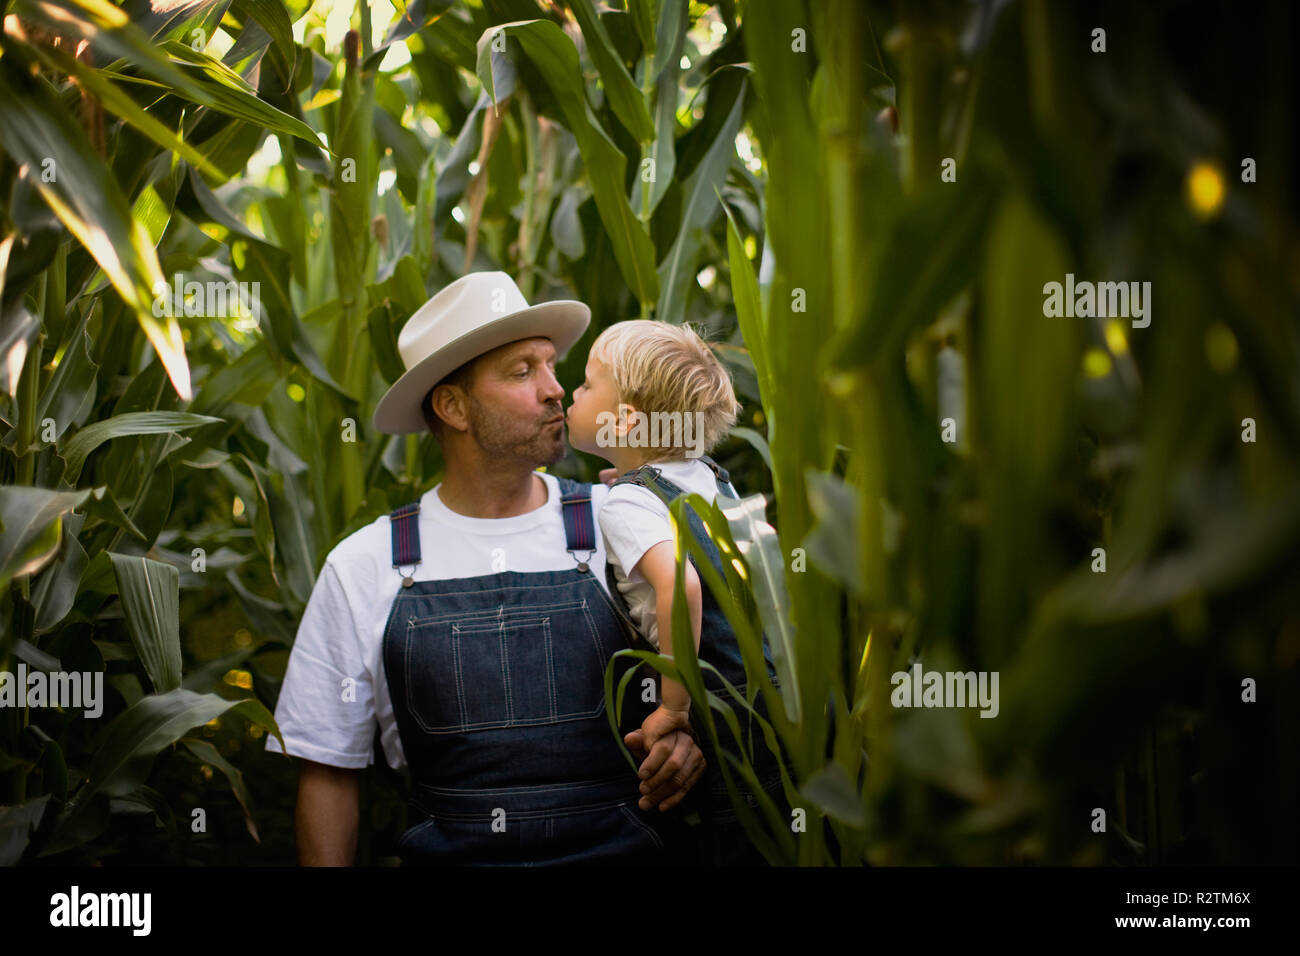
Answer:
[{"xmin": 621, "ymin": 0, "xmax": 1300, "ymax": 866}]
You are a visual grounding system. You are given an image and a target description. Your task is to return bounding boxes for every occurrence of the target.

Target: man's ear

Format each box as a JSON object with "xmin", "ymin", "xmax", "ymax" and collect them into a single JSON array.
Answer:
[{"xmin": 431, "ymin": 384, "xmax": 470, "ymax": 434}]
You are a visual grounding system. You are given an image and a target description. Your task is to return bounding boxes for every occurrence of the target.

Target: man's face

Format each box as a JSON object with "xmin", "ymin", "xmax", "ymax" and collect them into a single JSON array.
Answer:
[{"xmin": 461, "ymin": 338, "xmax": 567, "ymax": 468}]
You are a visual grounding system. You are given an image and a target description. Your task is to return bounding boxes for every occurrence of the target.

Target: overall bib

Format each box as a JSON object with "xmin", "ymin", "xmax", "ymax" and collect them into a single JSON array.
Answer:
[
  {"xmin": 607, "ymin": 457, "xmax": 791, "ymax": 866},
  {"xmin": 381, "ymin": 476, "xmax": 672, "ymax": 866}
]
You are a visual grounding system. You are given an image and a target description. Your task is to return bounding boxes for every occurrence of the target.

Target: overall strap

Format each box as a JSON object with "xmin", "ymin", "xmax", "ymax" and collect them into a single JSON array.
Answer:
[
  {"xmin": 555, "ymin": 477, "xmax": 597, "ymax": 571},
  {"xmin": 389, "ymin": 500, "xmax": 421, "ymax": 587},
  {"xmin": 698, "ymin": 454, "xmax": 739, "ymax": 498},
  {"xmin": 610, "ymin": 464, "xmax": 685, "ymax": 503},
  {"xmin": 612, "ymin": 457, "xmax": 737, "ymax": 501}
]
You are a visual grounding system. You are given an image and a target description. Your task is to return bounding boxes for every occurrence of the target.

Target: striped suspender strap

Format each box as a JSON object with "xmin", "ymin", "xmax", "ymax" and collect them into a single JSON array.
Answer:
[
  {"xmin": 560, "ymin": 483, "xmax": 596, "ymax": 570},
  {"xmin": 390, "ymin": 501, "xmax": 421, "ymax": 586}
]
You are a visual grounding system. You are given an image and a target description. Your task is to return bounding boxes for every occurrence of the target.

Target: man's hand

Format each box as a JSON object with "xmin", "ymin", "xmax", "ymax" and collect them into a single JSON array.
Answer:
[
  {"xmin": 598, "ymin": 466, "xmax": 619, "ymax": 486},
  {"xmin": 625, "ymin": 726, "xmax": 705, "ymax": 812}
]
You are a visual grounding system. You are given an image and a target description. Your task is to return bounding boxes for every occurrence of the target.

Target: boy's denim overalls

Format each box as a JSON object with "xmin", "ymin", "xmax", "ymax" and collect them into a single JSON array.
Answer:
[
  {"xmin": 381, "ymin": 476, "xmax": 674, "ymax": 865},
  {"xmin": 608, "ymin": 457, "xmax": 790, "ymax": 866}
]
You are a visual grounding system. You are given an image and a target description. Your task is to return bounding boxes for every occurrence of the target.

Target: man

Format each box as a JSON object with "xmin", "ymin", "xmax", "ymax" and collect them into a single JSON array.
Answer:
[{"xmin": 266, "ymin": 271, "xmax": 706, "ymax": 865}]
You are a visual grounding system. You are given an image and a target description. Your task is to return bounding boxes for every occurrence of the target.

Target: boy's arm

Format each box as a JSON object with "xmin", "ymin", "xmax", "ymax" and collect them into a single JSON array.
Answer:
[{"xmin": 634, "ymin": 541, "xmax": 703, "ymax": 716}]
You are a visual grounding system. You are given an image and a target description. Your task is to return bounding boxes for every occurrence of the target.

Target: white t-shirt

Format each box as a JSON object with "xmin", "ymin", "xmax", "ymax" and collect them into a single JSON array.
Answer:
[
  {"xmin": 264, "ymin": 472, "xmax": 612, "ymax": 771},
  {"xmin": 597, "ymin": 459, "xmax": 726, "ymax": 652}
]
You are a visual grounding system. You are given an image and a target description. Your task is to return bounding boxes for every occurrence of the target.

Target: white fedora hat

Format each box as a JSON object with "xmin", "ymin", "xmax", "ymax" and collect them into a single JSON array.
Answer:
[{"xmin": 372, "ymin": 271, "xmax": 590, "ymax": 434}]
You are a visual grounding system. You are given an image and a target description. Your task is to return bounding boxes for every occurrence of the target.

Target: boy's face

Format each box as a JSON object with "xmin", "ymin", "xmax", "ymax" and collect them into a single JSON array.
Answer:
[{"xmin": 565, "ymin": 354, "xmax": 620, "ymax": 459}]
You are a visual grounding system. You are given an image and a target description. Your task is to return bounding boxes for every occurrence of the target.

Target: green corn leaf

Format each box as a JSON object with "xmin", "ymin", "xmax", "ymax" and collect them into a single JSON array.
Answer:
[
  {"xmin": 181, "ymin": 738, "xmax": 261, "ymax": 842},
  {"xmin": 800, "ymin": 762, "xmax": 866, "ymax": 826},
  {"xmin": 476, "ymin": 20, "xmax": 658, "ymax": 306},
  {"xmin": 80, "ymin": 486, "xmax": 148, "ymax": 542},
  {"xmin": 228, "ymin": 237, "xmax": 350, "ymax": 397},
  {"xmin": 0, "ymin": 796, "xmax": 53, "ymax": 866},
  {"xmin": 569, "ymin": 0, "xmax": 655, "ymax": 142},
  {"xmin": 59, "ymin": 411, "xmax": 224, "ymax": 483},
  {"xmin": 368, "ymin": 0, "xmax": 458, "ymax": 70},
  {"xmin": 108, "ymin": 553, "xmax": 183, "ymax": 695},
  {"xmin": 602, "ymin": 643, "xmax": 795, "ymax": 858},
  {"xmin": 665, "ymin": 513, "xmax": 798, "ymax": 857},
  {"xmin": 629, "ymin": 6, "xmax": 686, "ymax": 219},
  {"xmin": 0, "ymin": 67, "xmax": 190, "ymax": 401},
  {"xmin": 45, "ymin": 688, "xmax": 282, "ymax": 855},
  {"xmin": 189, "ymin": 340, "xmax": 279, "ymax": 415},
  {"xmin": 656, "ymin": 83, "xmax": 746, "ymax": 325},
  {"xmin": 231, "ymin": 0, "xmax": 297, "ymax": 84},
  {"xmin": 728, "ymin": 426, "xmax": 773, "ymax": 474},
  {"xmin": 550, "ymin": 184, "xmax": 587, "ymax": 259},
  {"xmin": 158, "ymin": 40, "xmax": 321, "ymax": 145},
  {"xmin": 829, "ymin": 170, "xmax": 998, "ymax": 371},
  {"xmin": 263, "ymin": 469, "xmax": 318, "ymax": 607},
  {"xmin": 25, "ymin": 42, "xmax": 225, "ymax": 180},
  {"xmin": 138, "ymin": 0, "xmax": 231, "ymax": 46},
  {"xmin": 716, "ymin": 491, "xmax": 801, "ymax": 723},
  {"xmin": 182, "ymin": 165, "xmax": 263, "ymax": 241},
  {"xmin": 14, "ymin": 1, "xmax": 318, "ymax": 146},
  {"xmin": 627, "ymin": 0, "xmax": 657, "ymax": 53},
  {"xmin": 31, "ymin": 513, "xmax": 89, "ymax": 633},
  {"xmin": 234, "ymin": 453, "xmax": 280, "ymax": 593},
  {"xmin": 27, "ymin": 300, "xmax": 98, "ymax": 448},
  {"xmin": 652, "ymin": 0, "xmax": 687, "ymax": 82},
  {"xmin": 0, "ymin": 302, "xmax": 40, "ymax": 400},
  {"xmin": 720, "ymin": 191, "xmax": 771, "ymax": 406},
  {"xmin": 412, "ymin": 149, "xmax": 440, "ymax": 275},
  {"xmin": 0, "ymin": 486, "xmax": 91, "ymax": 590},
  {"xmin": 803, "ymin": 471, "xmax": 864, "ymax": 599},
  {"xmin": 658, "ymin": 492, "xmax": 799, "ymax": 853},
  {"xmin": 14, "ymin": 0, "xmax": 202, "ymax": 92}
]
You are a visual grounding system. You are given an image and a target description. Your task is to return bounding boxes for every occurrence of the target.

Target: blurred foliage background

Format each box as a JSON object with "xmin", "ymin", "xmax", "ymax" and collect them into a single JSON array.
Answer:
[{"xmin": 0, "ymin": 0, "xmax": 1296, "ymax": 865}]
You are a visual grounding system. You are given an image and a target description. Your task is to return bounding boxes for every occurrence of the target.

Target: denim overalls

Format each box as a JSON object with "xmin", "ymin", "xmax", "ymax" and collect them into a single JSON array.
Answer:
[
  {"xmin": 607, "ymin": 457, "xmax": 790, "ymax": 866},
  {"xmin": 381, "ymin": 476, "xmax": 673, "ymax": 865}
]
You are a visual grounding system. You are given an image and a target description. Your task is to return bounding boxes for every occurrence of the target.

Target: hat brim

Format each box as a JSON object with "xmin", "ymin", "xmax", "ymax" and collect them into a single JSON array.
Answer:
[{"xmin": 371, "ymin": 300, "xmax": 591, "ymax": 434}]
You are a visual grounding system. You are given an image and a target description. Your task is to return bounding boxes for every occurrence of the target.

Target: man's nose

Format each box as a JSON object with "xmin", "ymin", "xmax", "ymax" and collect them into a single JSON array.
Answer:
[{"xmin": 540, "ymin": 365, "xmax": 564, "ymax": 402}]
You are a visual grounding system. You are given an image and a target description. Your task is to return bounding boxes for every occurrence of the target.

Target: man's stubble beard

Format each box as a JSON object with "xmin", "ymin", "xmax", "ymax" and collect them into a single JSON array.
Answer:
[{"xmin": 467, "ymin": 394, "xmax": 567, "ymax": 469}]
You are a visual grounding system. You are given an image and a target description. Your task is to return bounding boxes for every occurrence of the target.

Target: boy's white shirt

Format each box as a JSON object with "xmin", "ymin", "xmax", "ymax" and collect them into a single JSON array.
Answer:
[
  {"xmin": 597, "ymin": 458, "xmax": 723, "ymax": 652},
  {"xmin": 264, "ymin": 472, "xmax": 614, "ymax": 771}
]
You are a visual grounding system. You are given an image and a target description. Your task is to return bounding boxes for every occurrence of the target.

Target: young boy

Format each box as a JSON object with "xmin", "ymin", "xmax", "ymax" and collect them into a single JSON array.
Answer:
[{"xmin": 566, "ymin": 319, "xmax": 785, "ymax": 864}]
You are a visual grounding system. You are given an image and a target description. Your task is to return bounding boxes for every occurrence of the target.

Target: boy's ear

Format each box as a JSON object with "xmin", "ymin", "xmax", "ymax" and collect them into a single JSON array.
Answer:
[{"xmin": 615, "ymin": 402, "xmax": 639, "ymax": 439}]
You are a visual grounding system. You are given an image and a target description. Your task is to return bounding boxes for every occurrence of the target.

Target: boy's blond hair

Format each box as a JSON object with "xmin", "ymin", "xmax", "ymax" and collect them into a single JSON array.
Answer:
[{"xmin": 589, "ymin": 319, "xmax": 742, "ymax": 460}]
